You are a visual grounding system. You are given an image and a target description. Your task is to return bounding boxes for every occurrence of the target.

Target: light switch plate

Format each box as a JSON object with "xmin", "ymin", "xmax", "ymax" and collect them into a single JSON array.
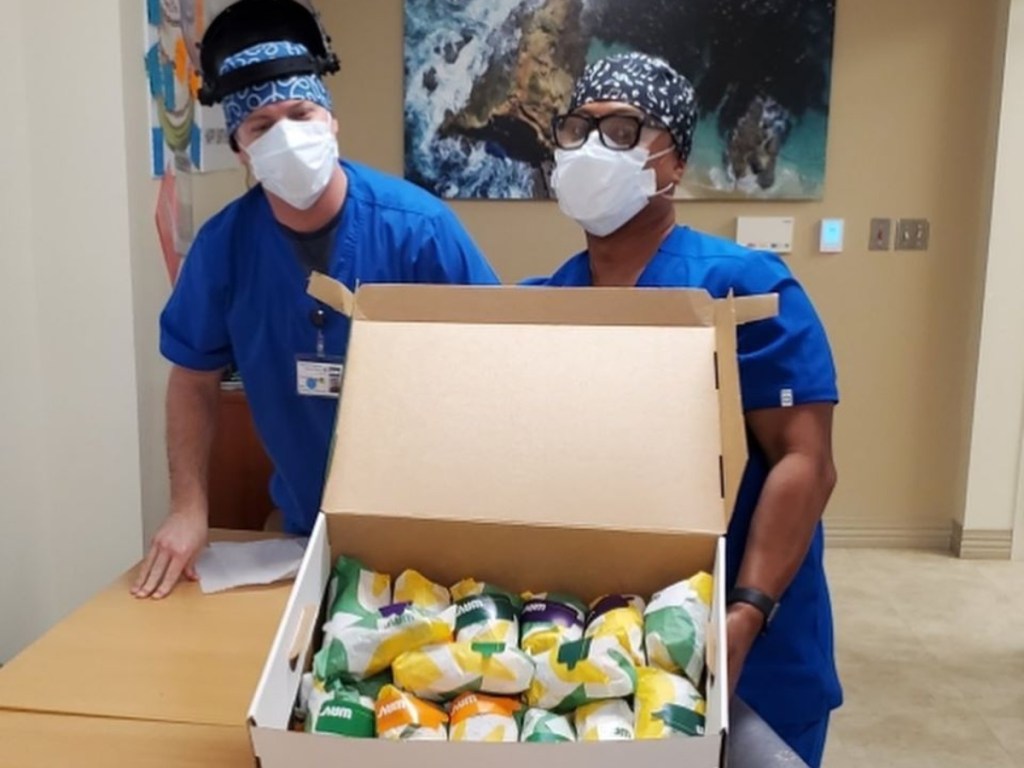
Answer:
[
  {"xmin": 895, "ymin": 219, "xmax": 930, "ymax": 251},
  {"xmin": 869, "ymin": 218, "xmax": 892, "ymax": 251},
  {"xmin": 736, "ymin": 217, "xmax": 795, "ymax": 254}
]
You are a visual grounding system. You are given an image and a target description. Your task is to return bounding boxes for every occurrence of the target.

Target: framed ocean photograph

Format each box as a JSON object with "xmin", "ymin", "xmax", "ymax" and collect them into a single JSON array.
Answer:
[{"xmin": 403, "ymin": 0, "xmax": 836, "ymax": 201}]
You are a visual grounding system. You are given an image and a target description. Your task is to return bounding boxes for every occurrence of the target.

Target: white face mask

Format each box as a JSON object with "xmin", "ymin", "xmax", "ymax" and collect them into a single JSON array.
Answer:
[
  {"xmin": 551, "ymin": 133, "xmax": 674, "ymax": 237},
  {"xmin": 245, "ymin": 117, "xmax": 339, "ymax": 210}
]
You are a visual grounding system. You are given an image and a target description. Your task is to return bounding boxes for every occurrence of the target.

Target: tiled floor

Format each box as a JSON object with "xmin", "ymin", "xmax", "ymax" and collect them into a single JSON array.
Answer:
[{"xmin": 823, "ymin": 549, "xmax": 1024, "ymax": 767}]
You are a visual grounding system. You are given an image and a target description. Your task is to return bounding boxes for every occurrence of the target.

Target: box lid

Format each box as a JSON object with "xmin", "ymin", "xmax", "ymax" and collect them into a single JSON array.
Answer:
[{"xmin": 310, "ymin": 278, "xmax": 776, "ymax": 537}]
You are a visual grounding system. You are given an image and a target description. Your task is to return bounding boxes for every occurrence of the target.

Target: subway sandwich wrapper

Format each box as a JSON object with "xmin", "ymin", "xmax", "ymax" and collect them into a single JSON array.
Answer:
[{"xmin": 248, "ymin": 277, "xmax": 778, "ymax": 767}]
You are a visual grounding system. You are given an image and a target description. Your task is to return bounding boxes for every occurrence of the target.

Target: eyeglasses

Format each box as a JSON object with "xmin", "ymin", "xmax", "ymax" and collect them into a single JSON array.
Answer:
[{"xmin": 551, "ymin": 112, "xmax": 668, "ymax": 151}]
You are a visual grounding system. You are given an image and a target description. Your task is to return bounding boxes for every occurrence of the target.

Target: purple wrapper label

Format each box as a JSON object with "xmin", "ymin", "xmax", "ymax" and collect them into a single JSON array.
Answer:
[
  {"xmin": 588, "ymin": 595, "xmax": 637, "ymax": 624},
  {"xmin": 521, "ymin": 599, "xmax": 584, "ymax": 629},
  {"xmin": 378, "ymin": 602, "xmax": 411, "ymax": 618}
]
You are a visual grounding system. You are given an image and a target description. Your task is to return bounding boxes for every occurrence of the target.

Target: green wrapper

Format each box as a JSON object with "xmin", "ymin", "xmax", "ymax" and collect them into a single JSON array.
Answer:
[
  {"xmin": 643, "ymin": 573, "xmax": 713, "ymax": 686},
  {"xmin": 521, "ymin": 708, "xmax": 577, "ymax": 743},
  {"xmin": 305, "ymin": 678, "xmax": 376, "ymax": 738}
]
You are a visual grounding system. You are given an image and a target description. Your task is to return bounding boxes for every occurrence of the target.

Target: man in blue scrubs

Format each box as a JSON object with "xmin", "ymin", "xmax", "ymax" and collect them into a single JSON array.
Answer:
[
  {"xmin": 133, "ymin": 37, "xmax": 499, "ymax": 599},
  {"xmin": 532, "ymin": 53, "xmax": 841, "ymax": 766}
]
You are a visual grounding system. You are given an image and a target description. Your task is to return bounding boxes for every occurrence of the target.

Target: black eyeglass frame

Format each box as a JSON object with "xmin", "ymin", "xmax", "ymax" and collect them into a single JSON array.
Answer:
[{"xmin": 551, "ymin": 112, "xmax": 670, "ymax": 151}]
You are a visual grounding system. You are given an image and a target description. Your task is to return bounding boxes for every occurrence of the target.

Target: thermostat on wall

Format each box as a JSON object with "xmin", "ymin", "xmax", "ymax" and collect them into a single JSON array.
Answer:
[
  {"xmin": 819, "ymin": 218, "xmax": 845, "ymax": 253},
  {"xmin": 736, "ymin": 217, "xmax": 795, "ymax": 254}
]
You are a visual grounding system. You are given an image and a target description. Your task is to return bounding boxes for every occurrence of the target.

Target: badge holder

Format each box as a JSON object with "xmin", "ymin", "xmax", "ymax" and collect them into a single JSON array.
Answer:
[{"xmin": 296, "ymin": 306, "xmax": 344, "ymax": 399}]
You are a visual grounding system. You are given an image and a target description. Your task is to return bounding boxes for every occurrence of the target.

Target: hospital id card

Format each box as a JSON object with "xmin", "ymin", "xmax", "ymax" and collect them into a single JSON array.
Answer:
[{"xmin": 296, "ymin": 355, "xmax": 344, "ymax": 399}]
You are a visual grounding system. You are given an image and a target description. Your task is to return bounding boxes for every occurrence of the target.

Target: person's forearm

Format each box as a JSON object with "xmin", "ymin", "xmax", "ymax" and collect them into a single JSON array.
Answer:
[
  {"xmin": 735, "ymin": 452, "xmax": 837, "ymax": 600},
  {"xmin": 166, "ymin": 365, "xmax": 222, "ymax": 515}
]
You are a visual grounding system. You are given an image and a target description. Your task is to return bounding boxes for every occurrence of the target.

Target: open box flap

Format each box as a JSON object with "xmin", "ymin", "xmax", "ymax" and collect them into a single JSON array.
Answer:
[
  {"xmin": 324, "ymin": 318, "xmax": 725, "ymax": 534},
  {"xmin": 733, "ymin": 293, "xmax": 778, "ymax": 325},
  {"xmin": 309, "ymin": 275, "xmax": 776, "ymax": 331},
  {"xmin": 309, "ymin": 272, "xmax": 356, "ymax": 317},
  {"xmin": 309, "ymin": 277, "xmax": 725, "ymax": 327},
  {"xmin": 313, "ymin": 282, "xmax": 780, "ymax": 537},
  {"xmin": 715, "ymin": 295, "xmax": 748, "ymax": 526}
]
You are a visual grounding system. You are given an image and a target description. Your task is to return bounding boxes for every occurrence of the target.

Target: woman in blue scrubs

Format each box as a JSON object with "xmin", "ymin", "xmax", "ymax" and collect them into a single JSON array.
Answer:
[{"xmin": 531, "ymin": 53, "xmax": 842, "ymax": 767}]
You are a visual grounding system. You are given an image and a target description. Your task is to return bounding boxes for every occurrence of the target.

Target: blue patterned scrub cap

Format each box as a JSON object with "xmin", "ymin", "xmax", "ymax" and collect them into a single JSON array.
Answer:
[
  {"xmin": 220, "ymin": 41, "xmax": 334, "ymax": 137},
  {"xmin": 569, "ymin": 52, "xmax": 698, "ymax": 162}
]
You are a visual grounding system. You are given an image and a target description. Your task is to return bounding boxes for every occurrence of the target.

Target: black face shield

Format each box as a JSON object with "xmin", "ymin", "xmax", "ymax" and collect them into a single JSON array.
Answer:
[{"xmin": 196, "ymin": 0, "xmax": 340, "ymax": 107}]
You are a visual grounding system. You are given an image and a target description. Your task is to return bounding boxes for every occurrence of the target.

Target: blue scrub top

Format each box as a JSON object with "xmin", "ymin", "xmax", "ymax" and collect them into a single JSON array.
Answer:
[
  {"xmin": 160, "ymin": 160, "xmax": 500, "ymax": 535},
  {"xmin": 528, "ymin": 225, "xmax": 843, "ymax": 728}
]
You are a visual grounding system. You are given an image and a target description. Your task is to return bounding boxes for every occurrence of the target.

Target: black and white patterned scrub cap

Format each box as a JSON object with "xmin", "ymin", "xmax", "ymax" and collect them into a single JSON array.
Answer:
[{"xmin": 569, "ymin": 52, "xmax": 698, "ymax": 161}]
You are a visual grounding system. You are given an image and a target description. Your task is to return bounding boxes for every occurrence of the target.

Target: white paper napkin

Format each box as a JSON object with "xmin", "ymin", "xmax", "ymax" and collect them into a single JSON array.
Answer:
[{"xmin": 195, "ymin": 538, "xmax": 308, "ymax": 594}]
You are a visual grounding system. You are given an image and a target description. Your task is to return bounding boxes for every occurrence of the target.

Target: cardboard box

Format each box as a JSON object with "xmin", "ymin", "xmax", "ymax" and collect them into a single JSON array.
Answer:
[{"xmin": 249, "ymin": 280, "xmax": 777, "ymax": 767}]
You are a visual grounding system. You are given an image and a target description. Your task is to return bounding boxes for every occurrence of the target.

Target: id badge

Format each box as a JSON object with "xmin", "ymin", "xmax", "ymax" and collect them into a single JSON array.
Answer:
[{"xmin": 296, "ymin": 355, "xmax": 344, "ymax": 399}]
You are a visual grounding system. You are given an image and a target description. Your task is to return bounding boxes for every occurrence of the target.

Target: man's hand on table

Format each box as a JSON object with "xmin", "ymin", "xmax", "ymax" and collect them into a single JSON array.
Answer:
[{"xmin": 131, "ymin": 507, "xmax": 209, "ymax": 599}]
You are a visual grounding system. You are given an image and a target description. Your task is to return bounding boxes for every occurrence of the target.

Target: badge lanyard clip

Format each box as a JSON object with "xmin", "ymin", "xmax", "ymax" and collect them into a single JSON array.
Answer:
[{"xmin": 310, "ymin": 306, "xmax": 327, "ymax": 359}]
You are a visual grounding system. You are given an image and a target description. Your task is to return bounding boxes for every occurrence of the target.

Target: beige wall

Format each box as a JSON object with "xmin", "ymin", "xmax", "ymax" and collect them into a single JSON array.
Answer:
[
  {"xmin": 0, "ymin": 1, "xmax": 145, "ymax": 661},
  {"xmin": 0, "ymin": 1, "xmax": 53, "ymax": 663},
  {"xmin": 118, "ymin": 0, "xmax": 173, "ymax": 547},
  {"xmin": 964, "ymin": 0, "xmax": 1024, "ymax": 552},
  {"xmin": 320, "ymin": 0, "xmax": 1007, "ymax": 543},
  {"xmin": 117, "ymin": 0, "xmax": 251, "ymax": 544}
]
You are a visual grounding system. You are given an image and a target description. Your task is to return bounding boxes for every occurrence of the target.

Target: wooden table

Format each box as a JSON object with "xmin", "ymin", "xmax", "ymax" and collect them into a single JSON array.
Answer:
[
  {"xmin": 0, "ymin": 712, "xmax": 252, "ymax": 768},
  {"xmin": 0, "ymin": 530, "xmax": 292, "ymax": 766}
]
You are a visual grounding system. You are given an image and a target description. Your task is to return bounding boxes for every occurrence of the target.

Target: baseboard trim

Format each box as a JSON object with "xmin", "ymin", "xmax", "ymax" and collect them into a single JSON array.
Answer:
[
  {"xmin": 825, "ymin": 521, "xmax": 950, "ymax": 550},
  {"xmin": 951, "ymin": 520, "xmax": 1014, "ymax": 560}
]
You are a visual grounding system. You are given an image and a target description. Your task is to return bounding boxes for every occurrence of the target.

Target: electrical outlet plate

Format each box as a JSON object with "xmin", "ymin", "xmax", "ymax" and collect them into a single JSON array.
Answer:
[
  {"xmin": 736, "ymin": 217, "xmax": 795, "ymax": 254},
  {"xmin": 895, "ymin": 219, "xmax": 930, "ymax": 251},
  {"xmin": 869, "ymin": 218, "xmax": 892, "ymax": 251}
]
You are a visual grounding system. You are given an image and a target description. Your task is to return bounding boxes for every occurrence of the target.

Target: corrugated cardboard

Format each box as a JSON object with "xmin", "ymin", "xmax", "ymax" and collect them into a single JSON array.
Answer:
[{"xmin": 250, "ymin": 281, "xmax": 778, "ymax": 767}]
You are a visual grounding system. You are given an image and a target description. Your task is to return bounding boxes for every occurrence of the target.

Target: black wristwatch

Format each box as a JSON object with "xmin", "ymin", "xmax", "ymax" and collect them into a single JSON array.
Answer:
[{"xmin": 727, "ymin": 587, "xmax": 779, "ymax": 633}]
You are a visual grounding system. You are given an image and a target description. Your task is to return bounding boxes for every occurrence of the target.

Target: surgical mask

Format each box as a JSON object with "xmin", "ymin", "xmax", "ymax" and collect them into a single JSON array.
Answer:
[
  {"xmin": 551, "ymin": 134, "xmax": 674, "ymax": 237},
  {"xmin": 245, "ymin": 118, "xmax": 339, "ymax": 210}
]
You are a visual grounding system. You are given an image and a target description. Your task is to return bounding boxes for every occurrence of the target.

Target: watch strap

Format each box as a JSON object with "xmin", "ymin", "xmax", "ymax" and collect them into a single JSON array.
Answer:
[{"xmin": 727, "ymin": 586, "xmax": 779, "ymax": 632}]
